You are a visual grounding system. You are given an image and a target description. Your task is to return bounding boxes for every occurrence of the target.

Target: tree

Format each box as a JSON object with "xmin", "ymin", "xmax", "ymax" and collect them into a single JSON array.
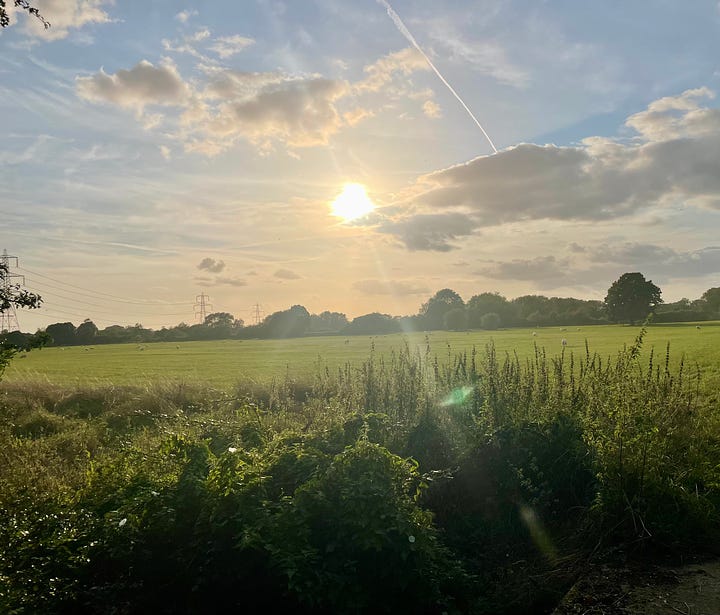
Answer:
[
  {"xmin": 466, "ymin": 292, "xmax": 513, "ymax": 328},
  {"xmin": 342, "ymin": 313, "xmax": 400, "ymax": 336},
  {"xmin": 46, "ymin": 322, "xmax": 76, "ymax": 346},
  {"xmin": 76, "ymin": 319, "xmax": 98, "ymax": 345},
  {"xmin": 443, "ymin": 307, "xmax": 467, "ymax": 331},
  {"xmin": 604, "ymin": 272, "xmax": 662, "ymax": 324},
  {"xmin": 0, "ymin": 0, "xmax": 49, "ymax": 29},
  {"xmin": 309, "ymin": 311, "xmax": 348, "ymax": 333},
  {"xmin": 419, "ymin": 289, "xmax": 464, "ymax": 330},
  {"xmin": 262, "ymin": 305, "xmax": 311, "ymax": 338},
  {"xmin": 701, "ymin": 287, "xmax": 720, "ymax": 315},
  {"xmin": 0, "ymin": 260, "xmax": 42, "ymax": 376},
  {"xmin": 1, "ymin": 262, "xmax": 42, "ymax": 319},
  {"xmin": 204, "ymin": 312, "xmax": 235, "ymax": 328}
]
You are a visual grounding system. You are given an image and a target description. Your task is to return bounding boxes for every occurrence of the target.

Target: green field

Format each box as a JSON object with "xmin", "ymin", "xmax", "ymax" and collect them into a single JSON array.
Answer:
[{"xmin": 5, "ymin": 322, "xmax": 720, "ymax": 394}]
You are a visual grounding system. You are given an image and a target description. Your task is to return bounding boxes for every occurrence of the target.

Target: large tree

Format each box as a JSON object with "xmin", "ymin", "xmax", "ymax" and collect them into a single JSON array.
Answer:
[
  {"xmin": 466, "ymin": 292, "xmax": 513, "ymax": 328},
  {"xmin": 419, "ymin": 289, "xmax": 464, "ymax": 330},
  {"xmin": 701, "ymin": 287, "xmax": 720, "ymax": 315},
  {"xmin": 604, "ymin": 272, "xmax": 662, "ymax": 324}
]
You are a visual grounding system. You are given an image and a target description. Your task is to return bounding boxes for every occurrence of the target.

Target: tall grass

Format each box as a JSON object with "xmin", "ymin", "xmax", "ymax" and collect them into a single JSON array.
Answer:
[{"xmin": 0, "ymin": 333, "xmax": 718, "ymax": 613}]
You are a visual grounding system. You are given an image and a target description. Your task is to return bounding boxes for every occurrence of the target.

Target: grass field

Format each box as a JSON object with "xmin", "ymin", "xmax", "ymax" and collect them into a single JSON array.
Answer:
[{"xmin": 5, "ymin": 322, "xmax": 720, "ymax": 395}]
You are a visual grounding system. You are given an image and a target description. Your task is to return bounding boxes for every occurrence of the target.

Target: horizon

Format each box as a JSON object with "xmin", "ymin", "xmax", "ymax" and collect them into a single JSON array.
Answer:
[{"xmin": 3, "ymin": 1, "xmax": 720, "ymax": 331}]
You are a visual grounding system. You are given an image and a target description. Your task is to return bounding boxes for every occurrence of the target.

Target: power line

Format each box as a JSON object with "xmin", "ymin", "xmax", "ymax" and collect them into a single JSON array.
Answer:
[
  {"xmin": 17, "ymin": 266, "xmax": 190, "ymax": 305},
  {"xmin": 24, "ymin": 283, "xmax": 191, "ymax": 317}
]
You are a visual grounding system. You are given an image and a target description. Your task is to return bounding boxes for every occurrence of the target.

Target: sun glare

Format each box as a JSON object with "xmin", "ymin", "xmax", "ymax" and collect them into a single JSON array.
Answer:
[{"xmin": 331, "ymin": 183, "xmax": 375, "ymax": 221}]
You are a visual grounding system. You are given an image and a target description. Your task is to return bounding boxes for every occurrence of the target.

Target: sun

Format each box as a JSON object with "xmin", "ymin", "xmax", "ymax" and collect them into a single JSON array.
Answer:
[{"xmin": 330, "ymin": 183, "xmax": 375, "ymax": 221}]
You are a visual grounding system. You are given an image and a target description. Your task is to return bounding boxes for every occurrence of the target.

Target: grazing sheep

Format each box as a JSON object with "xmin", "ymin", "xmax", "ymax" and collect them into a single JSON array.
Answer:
[
  {"xmin": 532, "ymin": 332, "xmax": 537, "ymax": 336},
  {"xmin": 696, "ymin": 325, "xmax": 701, "ymax": 330},
  {"xmin": 561, "ymin": 339, "xmax": 568, "ymax": 346}
]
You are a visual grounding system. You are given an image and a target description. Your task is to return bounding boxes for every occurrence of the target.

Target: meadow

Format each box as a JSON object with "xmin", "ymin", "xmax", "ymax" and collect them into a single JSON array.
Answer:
[
  {"xmin": 2, "ymin": 322, "xmax": 719, "ymax": 614},
  {"xmin": 5, "ymin": 322, "xmax": 720, "ymax": 393}
]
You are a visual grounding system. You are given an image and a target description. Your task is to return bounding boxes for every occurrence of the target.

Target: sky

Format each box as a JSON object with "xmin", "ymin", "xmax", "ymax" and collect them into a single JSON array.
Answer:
[{"xmin": 2, "ymin": 0, "xmax": 720, "ymax": 332}]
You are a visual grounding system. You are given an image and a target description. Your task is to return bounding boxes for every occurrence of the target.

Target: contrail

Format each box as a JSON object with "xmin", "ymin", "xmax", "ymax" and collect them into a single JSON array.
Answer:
[{"xmin": 376, "ymin": 0, "xmax": 498, "ymax": 154}]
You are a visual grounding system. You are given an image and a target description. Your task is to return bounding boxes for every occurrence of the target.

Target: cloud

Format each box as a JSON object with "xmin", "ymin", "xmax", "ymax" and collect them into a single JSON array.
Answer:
[
  {"xmin": 625, "ymin": 87, "xmax": 718, "ymax": 141},
  {"xmin": 74, "ymin": 45, "xmax": 432, "ymax": 155},
  {"xmin": 201, "ymin": 76, "xmax": 351, "ymax": 148},
  {"xmin": 586, "ymin": 243, "xmax": 720, "ymax": 278},
  {"xmin": 344, "ymin": 107, "xmax": 374, "ymax": 125},
  {"xmin": 474, "ymin": 243, "xmax": 720, "ymax": 290},
  {"xmin": 422, "ymin": 100, "xmax": 442, "ymax": 118},
  {"xmin": 197, "ymin": 257, "xmax": 226, "ymax": 273},
  {"xmin": 356, "ymin": 47, "xmax": 430, "ymax": 92},
  {"xmin": 427, "ymin": 26, "xmax": 529, "ymax": 88},
  {"xmin": 402, "ymin": 88, "xmax": 720, "ymax": 228},
  {"xmin": 274, "ymin": 268, "xmax": 301, "ymax": 280},
  {"xmin": 8, "ymin": 0, "xmax": 111, "ymax": 41},
  {"xmin": 208, "ymin": 34, "xmax": 255, "ymax": 59},
  {"xmin": 353, "ymin": 279, "xmax": 429, "ymax": 296},
  {"xmin": 477, "ymin": 256, "xmax": 568, "ymax": 281},
  {"xmin": 76, "ymin": 60, "xmax": 191, "ymax": 111},
  {"xmin": 214, "ymin": 276, "xmax": 247, "ymax": 286},
  {"xmin": 379, "ymin": 212, "xmax": 477, "ymax": 251},
  {"xmin": 175, "ymin": 10, "xmax": 198, "ymax": 23}
]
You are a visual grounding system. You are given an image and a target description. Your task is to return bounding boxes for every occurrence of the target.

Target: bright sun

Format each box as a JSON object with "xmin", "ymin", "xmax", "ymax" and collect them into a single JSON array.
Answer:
[{"xmin": 330, "ymin": 183, "xmax": 375, "ymax": 221}]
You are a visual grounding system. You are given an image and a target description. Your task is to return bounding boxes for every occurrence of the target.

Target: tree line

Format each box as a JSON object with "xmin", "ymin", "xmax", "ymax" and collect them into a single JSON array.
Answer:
[{"xmin": 3, "ymin": 273, "xmax": 720, "ymax": 348}]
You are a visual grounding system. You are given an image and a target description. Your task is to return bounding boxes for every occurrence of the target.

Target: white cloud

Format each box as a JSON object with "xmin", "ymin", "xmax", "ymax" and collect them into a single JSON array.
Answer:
[
  {"xmin": 625, "ymin": 87, "xmax": 718, "ymax": 141},
  {"xmin": 356, "ymin": 47, "xmax": 430, "ymax": 92},
  {"xmin": 175, "ymin": 9, "xmax": 198, "ymax": 23},
  {"xmin": 8, "ymin": 0, "xmax": 111, "ymax": 41},
  {"xmin": 76, "ymin": 60, "xmax": 191, "ymax": 111},
  {"xmin": 208, "ymin": 34, "xmax": 255, "ymax": 59},
  {"xmin": 422, "ymin": 100, "xmax": 441, "ymax": 118}
]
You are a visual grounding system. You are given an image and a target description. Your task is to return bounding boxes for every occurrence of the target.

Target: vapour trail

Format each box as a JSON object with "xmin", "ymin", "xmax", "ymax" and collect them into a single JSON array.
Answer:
[{"xmin": 376, "ymin": 0, "xmax": 498, "ymax": 154}]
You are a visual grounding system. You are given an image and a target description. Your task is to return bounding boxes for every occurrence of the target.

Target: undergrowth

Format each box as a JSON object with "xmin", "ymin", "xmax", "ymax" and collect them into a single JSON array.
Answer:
[{"xmin": 0, "ymin": 331, "xmax": 718, "ymax": 614}]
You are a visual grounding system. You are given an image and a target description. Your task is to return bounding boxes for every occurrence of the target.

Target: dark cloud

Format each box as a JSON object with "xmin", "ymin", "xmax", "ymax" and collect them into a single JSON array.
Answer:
[
  {"xmin": 379, "ymin": 212, "xmax": 477, "ymax": 251},
  {"xmin": 197, "ymin": 257, "xmax": 226, "ymax": 273},
  {"xmin": 274, "ymin": 268, "xmax": 301, "ymax": 280},
  {"xmin": 477, "ymin": 256, "xmax": 569, "ymax": 281},
  {"xmin": 404, "ymin": 88, "xmax": 720, "ymax": 226}
]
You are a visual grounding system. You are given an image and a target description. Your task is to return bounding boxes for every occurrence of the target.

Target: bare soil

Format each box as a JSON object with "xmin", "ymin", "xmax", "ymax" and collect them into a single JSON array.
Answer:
[{"xmin": 552, "ymin": 559, "xmax": 720, "ymax": 615}]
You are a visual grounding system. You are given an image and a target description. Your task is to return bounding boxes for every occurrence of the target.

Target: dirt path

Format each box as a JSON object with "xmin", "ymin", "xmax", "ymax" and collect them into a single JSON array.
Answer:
[{"xmin": 552, "ymin": 560, "xmax": 720, "ymax": 615}]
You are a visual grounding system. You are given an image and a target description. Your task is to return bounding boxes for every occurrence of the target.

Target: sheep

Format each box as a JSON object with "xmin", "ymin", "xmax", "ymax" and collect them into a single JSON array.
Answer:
[
  {"xmin": 696, "ymin": 325, "xmax": 701, "ymax": 330},
  {"xmin": 532, "ymin": 332, "xmax": 537, "ymax": 336},
  {"xmin": 561, "ymin": 339, "xmax": 568, "ymax": 346}
]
